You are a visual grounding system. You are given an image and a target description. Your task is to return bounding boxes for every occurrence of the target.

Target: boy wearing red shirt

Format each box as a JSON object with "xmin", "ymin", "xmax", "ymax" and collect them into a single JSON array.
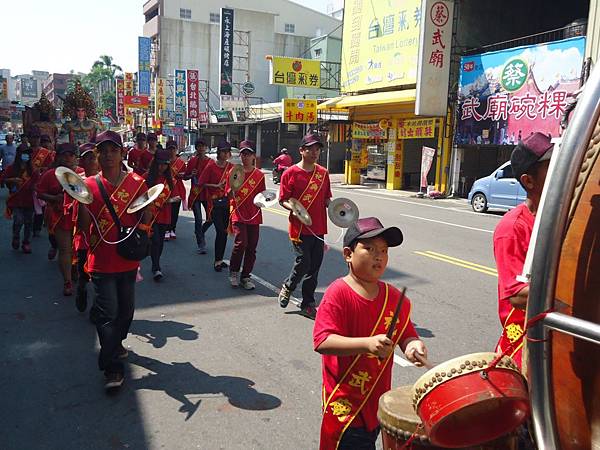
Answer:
[
  {"xmin": 493, "ymin": 132, "xmax": 552, "ymax": 369},
  {"xmin": 226, "ymin": 140, "xmax": 265, "ymax": 290},
  {"xmin": 137, "ymin": 132, "xmax": 158, "ymax": 176},
  {"xmin": 126, "ymin": 132, "xmax": 147, "ymax": 175},
  {"xmin": 314, "ymin": 217, "xmax": 427, "ymax": 450},
  {"xmin": 166, "ymin": 140, "xmax": 186, "ymax": 240},
  {"xmin": 278, "ymin": 133, "xmax": 332, "ymax": 318},
  {"xmin": 185, "ymin": 138, "xmax": 212, "ymax": 254}
]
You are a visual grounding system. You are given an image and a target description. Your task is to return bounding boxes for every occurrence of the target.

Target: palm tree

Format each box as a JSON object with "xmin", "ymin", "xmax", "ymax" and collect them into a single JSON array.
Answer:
[{"xmin": 84, "ymin": 55, "xmax": 123, "ymax": 116}]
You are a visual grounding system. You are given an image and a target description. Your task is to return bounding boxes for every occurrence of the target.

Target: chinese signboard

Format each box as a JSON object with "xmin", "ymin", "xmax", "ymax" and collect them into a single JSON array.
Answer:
[
  {"xmin": 198, "ymin": 111, "xmax": 209, "ymax": 124},
  {"xmin": 123, "ymin": 95, "xmax": 149, "ymax": 109},
  {"xmin": 138, "ymin": 37, "xmax": 152, "ymax": 96},
  {"xmin": 269, "ymin": 57, "xmax": 320, "ymax": 88},
  {"xmin": 352, "ymin": 122, "xmax": 387, "ymax": 139},
  {"xmin": 0, "ymin": 77, "xmax": 7, "ymax": 101},
  {"xmin": 420, "ymin": 146, "xmax": 436, "ymax": 188},
  {"xmin": 124, "ymin": 72, "xmax": 135, "ymax": 96},
  {"xmin": 21, "ymin": 78, "xmax": 38, "ymax": 98},
  {"xmin": 281, "ymin": 99, "xmax": 317, "ymax": 124},
  {"xmin": 154, "ymin": 77, "xmax": 166, "ymax": 121},
  {"xmin": 174, "ymin": 69, "xmax": 186, "ymax": 126},
  {"xmin": 116, "ymin": 78, "xmax": 125, "ymax": 120},
  {"xmin": 397, "ymin": 118, "xmax": 436, "ymax": 139},
  {"xmin": 186, "ymin": 69, "xmax": 200, "ymax": 119},
  {"xmin": 456, "ymin": 36, "xmax": 585, "ymax": 145},
  {"xmin": 220, "ymin": 8, "xmax": 234, "ymax": 96},
  {"xmin": 341, "ymin": 0, "xmax": 421, "ymax": 93},
  {"xmin": 415, "ymin": 0, "xmax": 454, "ymax": 116}
]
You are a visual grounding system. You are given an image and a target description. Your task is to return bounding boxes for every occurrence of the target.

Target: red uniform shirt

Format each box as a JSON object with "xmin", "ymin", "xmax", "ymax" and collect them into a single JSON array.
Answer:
[
  {"xmin": 313, "ymin": 279, "xmax": 418, "ymax": 431},
  {"xmin": 84, "ymin": 172, "xmax": 147, "ymax": 274},
  {"xmin": 273, "ymin": 153, "xmax": 293, "ymax": 171},
  {"xmin": 36, "ymin": 168, "xmax": 71, "ymax": 230},
  {"xmin": 227, "ymin": 169, "xmax": 265, "ymax": 225},
  {"xmin": 171, "ymin": 157, "xmax": 187, "ymax": 201},
  {"xmin": 137, "ymin": 149, "xmax": 155, "ymax": 175},
  {"xmin": 185, "ymin": 155, "xmax": 213, "ymax": 202},
  {"xmin": 146, "ymin": 175, "xmax": 174, "ymax": 225},
  {"xmin": 199, "ymin": 161, "xmax": 230, "ymax": 199},
  {"xmin": 279, "ymin": 164, "xmax": 332, "ymax": 236},
  {"xmin": 4, "ymin": 165, "xmax": 38, "ymax": 209}
]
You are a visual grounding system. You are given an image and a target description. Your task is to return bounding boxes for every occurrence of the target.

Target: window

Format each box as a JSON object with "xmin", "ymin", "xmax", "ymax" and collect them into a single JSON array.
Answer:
[
  {"xmin": 180, "ymin": 8, "xmax": 192, "ymax": 20},
  {"xmin": 314, "ymin": 48, "xmax": 322, "ymax": 57},
  {"xmin": 209, "ymin": 13, "xmax": 220, "ymax": 23},
  {"xmin": 284, "ymin": 23, "xmax": 296, "ymax": 33},
  {"xmin": 499, "ymin": 164, "xmax": 514, "ymax": 179}
]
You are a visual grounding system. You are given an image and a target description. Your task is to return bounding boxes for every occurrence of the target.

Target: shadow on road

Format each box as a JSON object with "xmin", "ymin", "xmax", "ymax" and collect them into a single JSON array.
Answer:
[{"xmin": 129, "ymin": 319, "xmax": 199, "ymax": 348}]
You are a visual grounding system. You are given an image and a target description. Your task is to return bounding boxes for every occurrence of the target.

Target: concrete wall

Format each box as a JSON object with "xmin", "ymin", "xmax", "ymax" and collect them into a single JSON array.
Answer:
[{"xmin": 586, "ymin": 0, "xmax": 600, "ymax": 62}]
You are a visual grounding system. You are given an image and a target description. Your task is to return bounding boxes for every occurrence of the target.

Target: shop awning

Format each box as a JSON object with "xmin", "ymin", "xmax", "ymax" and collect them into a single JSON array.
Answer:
[
  {"xmin": 318, "ymin": 90, "xmax": 416, "ymax": 110},
  {"xmin": 318, "ymin": 96, "xmax": 345, "ymax": 110}
]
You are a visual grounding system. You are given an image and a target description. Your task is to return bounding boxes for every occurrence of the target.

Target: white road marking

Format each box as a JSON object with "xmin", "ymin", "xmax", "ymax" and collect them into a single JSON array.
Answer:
[
  {"xmin": 394, "ymin": 353, "xmax": 414, "ymax": 367},
  {"xmin": 398, "ymin": 213, "xmax": 494, "ymax": 233}
]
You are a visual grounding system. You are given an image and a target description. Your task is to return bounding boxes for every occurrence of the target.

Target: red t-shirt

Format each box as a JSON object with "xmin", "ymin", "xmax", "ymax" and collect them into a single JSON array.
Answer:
[
  {"xmin": 274, "ymin": 153, "xmax": 293, "ymax": 171},
  {"xmin": 36, "ymin": 168, "xmax": 71, "ymax": 230},
  {"xmin": 145, "ymin": 175, "xmax": 174, "ymax": 225},
  {"xmin": 137, "ymin": 149, "xmax": 155, "ymax": 175},
  {"xmin": 227, "ymin": 168, "xmax": 265, "ymax": 225},
  {"xmin": 84, "ymin": 172, "xmax": 148, "ymax": 274},
  {"xmin": 127, "ymin": 146, "xmax": 145, "ymax": 175},
  {"xmin": 185, "ymin": 155, "xmax": 213, "ymax": 201},
  {"xmin": 171, "ymin": 157, "xmax": 187, "ymax": 201},
  {"xmin": 493, "ymin": 203, "xmax": 534, "ymax": 324},
  {"xmin": 4, "ymin": 165, "xmax": 38, "ymax": 209},
  {"xmin": 313, "ymin": 279, "xmax": 418, "ymax": 431},
  {"xmin": 279, "ymin": 164, "xmax": 332, "ymax": 236},
  {"xmin": 199, "ymin": 161, "xmax": 230, "ymax": 200}
]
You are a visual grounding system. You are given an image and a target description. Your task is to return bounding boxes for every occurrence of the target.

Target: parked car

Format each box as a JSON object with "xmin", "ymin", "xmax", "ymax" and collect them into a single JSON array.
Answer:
[
  {"xmin": 468, "ymin": 161, "xmax": 527, "ymax": 213},
  {"xmin": 178, "ymin": 145, "xmax": 196, "ymax": 161}
]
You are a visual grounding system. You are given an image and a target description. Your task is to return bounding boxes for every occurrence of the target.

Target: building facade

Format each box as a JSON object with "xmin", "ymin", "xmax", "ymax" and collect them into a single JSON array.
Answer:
[
  {"xmin": 13, "ymin": 71, "xmax": 49, "ymax": 107},
  {"xmin": 42, "ymin": 73, "xmax": 74, "ymax": 109}
]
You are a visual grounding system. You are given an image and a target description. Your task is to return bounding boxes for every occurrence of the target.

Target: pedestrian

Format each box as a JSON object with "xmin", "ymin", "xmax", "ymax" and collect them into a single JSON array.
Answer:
[
  {"xmin": 28, "ymin": 126, "xmax": 56, "ymax": 238},
  {"xmin": 278, "ymin": 133, "xmax": 332, "ymax": 319},
  {"xmin": 199, "ymin": 140, "xmax": 232, "ymax": 272},
  {"xmin": 145, "ymin": 148, "xmax": 175, "ymax": 281},
  {"xmin": 0, "ymin": 132, "xmax": 17, "ymax": 171},
  {"xmin": 493, "ymin": 132, "xmax": 553, "ymax": 370},
  {"xmin": 313, "ymin": 217, "xmax": 427, "ymax": 450},
  {"xmin": 226, "ymin": 140, "xmax": 265, "ymax": 290},
  {"xmin": 126, "ymin": 132, "xmax": 147, "ymax": 175},
  {"xmin": 3, "ymin": 144, "xmax": 38, "ymax": 253},
  {"xmin": 137, "ymin": 132, "xmax": 158, "ymax": 176},
  {"xmin": 165, "ymin": 140, "xmax": 186, "ymax": 241},
  {"xmin": 36, "ymin": 143, "xmax": 80, "ymax": 296},
  {"xmin": 76, "ymin": 130, "xmax": 151, "ymax": 390},
  {"xmin": 185, "ymin": 138, "xmax": 212, "ymax": 254},
  {"xmin": 72, "ymin": 143, "xmax": 100, "ymax": 312}
]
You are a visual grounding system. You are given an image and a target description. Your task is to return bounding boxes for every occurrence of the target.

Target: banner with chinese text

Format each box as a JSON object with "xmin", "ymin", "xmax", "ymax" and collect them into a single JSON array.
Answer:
[
  {"xmin": 351, "ymin": 122, "xmax": 386, "ymax": 139},
  {"xmin": 269, "ymin": 57, "xmax": 320, "ymax": 88},
  {"xmin": 456, "ymin": 36, "xmax": 585, "ymax": 145},
  {"xmin": 123, "ymin": 95, "xmax": 149, "ymax": 109},
  {"xmin": 186, "ymin": 70, "xmax": 200, "ymax": 119},
  {"xmin": 124, "ymin": 73, "xmax": 135, "ymax": 96},
  {"xmin": 420, "ymin": 146, "xmax": 436, "ymax": 188},
  {"xmin": 397, "ymin": 118, "xmax": 436, "ymax": 139},
  {"xmin": 154, "ymin": 77, "xmax": 166, "ymax": 121},
  {"xmin": 116, "ymin": 78, "xmax": 125, "ymax": 120},
  {"xmin": 174, "ymin": 69, "xmax": 186, "ymax": 126},
  {"xmin": 138, "ymin": 37, "xmax": 152, "ymax": 96},
  {"xmin": 340, "ymin": 0, "xmax": 421, "ymax": 93},
  {"xmin": 281, "ymin": 99, "xmax": 317, "ymax": 124},
  {"xmin": 220, "ymin": 8, "xmax": 234, "ymax": 95}
]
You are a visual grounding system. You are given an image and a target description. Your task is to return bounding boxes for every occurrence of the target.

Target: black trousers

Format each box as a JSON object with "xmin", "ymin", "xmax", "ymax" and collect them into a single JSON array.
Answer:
[
  {"xmin": 338, "ymin": 427, "xmax": 379, "ymax": 450},
  {"xmin": 169, "ymin": 201, "xmax": 181, "ymax": 232},
  {"xmin": 151, "ymin": 223, "xmax": 168, "ymax": 272},
  {"xmin": 284, "ymin": 234, "xmax": 324, "ymax": 308},
  {"xmin": 90, "ymin": 270, "xmax": 136, "ymax": 375},
  {"xmin": 76, "ymin": 249, "xmax": 89, "ymax": 292},
  {"xmin": 202, "ymin": 199, "xmax": 229, "ymax": 262}
]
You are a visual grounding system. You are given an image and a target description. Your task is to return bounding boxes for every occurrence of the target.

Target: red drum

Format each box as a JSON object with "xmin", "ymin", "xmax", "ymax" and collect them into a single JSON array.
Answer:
[
  {"xmin": 378, "ymin": 386, "xmax": 518, "ymax": 449},
  {"xmin": 412, "ymin": 353, "xmax": 530, "ymax": 448}
]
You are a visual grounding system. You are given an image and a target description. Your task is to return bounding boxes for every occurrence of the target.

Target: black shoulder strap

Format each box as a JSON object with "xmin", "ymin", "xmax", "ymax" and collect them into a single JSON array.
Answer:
[{"xmin": 95, "ymin": 174, "xmax": 122, "ymax": 228}]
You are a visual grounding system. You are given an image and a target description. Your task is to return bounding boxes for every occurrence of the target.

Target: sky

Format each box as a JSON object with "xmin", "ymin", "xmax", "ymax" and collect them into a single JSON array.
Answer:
[{"xmin": 2, "ymin": 0, "xmax": 330, "ymax": 76}]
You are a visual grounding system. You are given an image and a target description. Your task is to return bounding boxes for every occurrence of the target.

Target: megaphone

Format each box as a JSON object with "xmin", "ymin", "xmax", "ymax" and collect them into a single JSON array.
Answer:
[
  {"xmin": 55, "ymin": 166, "xmax": 93, "ymax": 204},
  {"xmin": 253, "ymin": 189, "xmax": 279, "ymax": 208},
  {"xmin": 228, "ymin": 165, "xmax": 245, "ymax": 192},
  {"xmin": 127, "ymin": 183, "xmax": 165, "ymax": 213},
  {"xmin": 328, "ymin": 197, "xmax": 359, "ymax": 228},
  {"xmin": 288, "ymin": 198, "xmax": 312, "ymax": 226}
]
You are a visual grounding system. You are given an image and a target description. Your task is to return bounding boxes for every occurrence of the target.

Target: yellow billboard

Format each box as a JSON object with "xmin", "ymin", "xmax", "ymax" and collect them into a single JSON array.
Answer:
[
  {"xmin": 155, "ymin": 77, "xmax": 166, "ymax": 120},
  {"xmin": 124, "ymin": 72, "xmax": 135, "ymax": 96},
  {"xmin": 281, "ymin": 99, "xmax": 317, "ymax": 124},
  {"xmin": 341, "ymin": 0, "xmax": 421, "ymax": 93},
  {"xmin": 270, "ymin": 56, "xmax": 320, "ymax": 88}
]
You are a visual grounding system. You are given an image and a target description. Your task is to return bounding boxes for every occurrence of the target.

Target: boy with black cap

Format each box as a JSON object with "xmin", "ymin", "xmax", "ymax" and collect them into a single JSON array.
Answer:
[
  {"xmin": 314, "ymin": 217, "xmax": 427, "ymax": 450},
  {"xmin": 493, "ymin": 132, "xmax": 553, "ymax": 370}
]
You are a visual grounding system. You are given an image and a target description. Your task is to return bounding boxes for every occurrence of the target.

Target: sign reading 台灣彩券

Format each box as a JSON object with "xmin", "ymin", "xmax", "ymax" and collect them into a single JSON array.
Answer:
[
  {"xmin": 397, "ymin": 118, "xmax": 436, "ymax": 139},
  {"xmin": 269, "ymin": 56, "xmax": 320, "ymax": 88},
  {"xmin": 340, "ymin": 0, "xmax": 421, "ymax": 93},
  {"xmin": 281, "ymin": 99, "xmax": 317, "ymax": 124},
  {"xmin": 351, "ymin": 122, "xmax": 386, "ymax": 140},
  {"xmin": 220, "ymin": 8, "xmax": 234, "ymax": 96},
  {"xmin": 456, "ymin": 36, "xmax": 585, "ymax": 145}
]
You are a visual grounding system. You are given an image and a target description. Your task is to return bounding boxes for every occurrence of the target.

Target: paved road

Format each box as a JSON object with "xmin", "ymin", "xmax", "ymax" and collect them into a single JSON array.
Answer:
[{"xmin": 0, "ymin": 175, "xmax": 505, "ymax": 450}]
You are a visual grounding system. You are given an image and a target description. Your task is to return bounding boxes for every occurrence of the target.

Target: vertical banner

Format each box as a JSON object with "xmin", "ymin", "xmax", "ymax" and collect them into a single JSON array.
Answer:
[
  {"xmin": 124, "ymin": 72, "xmax": 135, "ymax": 96},
  {"xmin": 219, "ymin": 8, "xmax": 234, "ymax": 96},
  {"xmin": 154, "ymin": 77, "xmax": 166, "ymax": 121},
  {"xmin": 415, "ymin": 0, "xmax": 454, "ymax": 116},
  {"xmin": 116, "ymin": 78, "xmax": 125, "ymax": 121},
  {"xmin": 0, "ymin": 77, "xmax": 8, "ymax": 101},
  {"xmin": 186, "ymin": 69, "xmax": 199, "ymax": 119},
  {"xmin": 174, "ymin": 69, "xmax": 186, "ymax": 126},
  {"xmin": 420, "ymin": 146, "xmax": 436, "ymax": 189},
  {"xmin": 138, "ymin": 36, "xmax": 152, "ymax": 96}
]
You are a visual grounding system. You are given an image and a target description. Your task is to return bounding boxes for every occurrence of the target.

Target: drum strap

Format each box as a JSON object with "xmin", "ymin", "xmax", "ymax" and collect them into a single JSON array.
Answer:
[{"xmin": 319, "ymin": 284, "xmax": 413, "ymax": 450}]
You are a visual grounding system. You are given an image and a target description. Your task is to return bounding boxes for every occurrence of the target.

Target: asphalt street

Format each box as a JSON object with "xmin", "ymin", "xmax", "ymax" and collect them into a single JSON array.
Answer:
[{"xmin": 0, "ymin": 173, "xmax": 504, "ymax": 450}]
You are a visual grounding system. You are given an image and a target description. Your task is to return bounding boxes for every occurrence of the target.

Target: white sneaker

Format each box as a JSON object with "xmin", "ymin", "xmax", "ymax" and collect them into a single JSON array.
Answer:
[
  {"xmin": 240, "ymin": 277, "xmax": 255, "ymax": 290},
  {"xmin": 153, "ymin": 270, "xmax": 163, "ymax": 281},
  {"xmin": 229, "ymin": 271, "xmax": 240, "ymax": 287}
]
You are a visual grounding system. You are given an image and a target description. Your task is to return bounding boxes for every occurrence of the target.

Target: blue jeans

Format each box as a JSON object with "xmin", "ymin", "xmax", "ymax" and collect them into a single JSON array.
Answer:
[
  {"xmin": 191, "ymin": 200, "xmax": 207, "ymax": 248},
  {"xmin": 339, "ymin": 427, "xmax": 379, "ymax": 450},
  {"xmin": 90, "ymin": 270, "xmax": 137, "ymax": 374}
]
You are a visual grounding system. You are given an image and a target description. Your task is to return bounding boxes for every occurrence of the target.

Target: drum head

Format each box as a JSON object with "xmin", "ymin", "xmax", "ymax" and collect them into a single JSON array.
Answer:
[
  {"xmin": 55, "ymin": 166, "xmax": 93, "ymax": 204},
  {"xmin": 378, "ymin": 386, "xmax": 428, "ymax": 439},
  {"xmin": 127, "ymin": 183, "xmax": 165, "ymax": 213}
]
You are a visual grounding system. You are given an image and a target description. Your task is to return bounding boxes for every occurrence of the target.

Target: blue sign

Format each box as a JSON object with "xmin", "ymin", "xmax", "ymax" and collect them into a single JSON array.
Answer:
[
  {"xmin": 174, "ymin": 69, "xmax": 187, "ymax": 125},
  {"xmin": 138, "ymin": 37, "xmax": 152, "ymax": 96}
]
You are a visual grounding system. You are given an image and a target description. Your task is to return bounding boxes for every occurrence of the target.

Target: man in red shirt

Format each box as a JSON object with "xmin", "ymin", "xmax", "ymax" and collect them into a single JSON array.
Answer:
[
  {"xmin": 278, "ymin": 133, "xmax": 332, "ymax": 318},
  {"xmin": 185, "ymin": 138, "xmax": 213, "ymax": 254},
  {"xmin": 273, "ymin": 148, "xmax": 293, "ymax": 183},
  {"xmin": 314, "ymin": 217, "xmax": 427, "ymax": 449},
  {"xmin": 126, "ymin": 132, "xmax": 147, "ymax": 175},
  {"xmin": 77, "ymin": 130, "xmax": 150, "ymax": 390},
  {"xmin": 493, "ymin": 132, "xmax": 553, "ymax": 369},
  {"xmin": 137, "ymin": 132, "xmax": 158, "ymax": 176},
  {"xmin": 166, "ymin": 140, "xmax": 186, "ymax": 240}
]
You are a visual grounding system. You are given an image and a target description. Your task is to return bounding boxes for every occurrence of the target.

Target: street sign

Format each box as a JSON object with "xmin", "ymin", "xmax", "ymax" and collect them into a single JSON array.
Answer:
[{"xmin": 242, "ymin": 81, "xmax": 255, "ymax": 96}]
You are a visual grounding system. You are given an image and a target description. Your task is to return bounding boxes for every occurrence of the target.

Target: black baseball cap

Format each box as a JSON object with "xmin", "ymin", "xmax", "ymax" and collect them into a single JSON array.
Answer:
[
  {"xmin": 56, "ymin": 143, "xmax": 79, "ymax": 156},
  {"xmin": 343, "ymin": 217, "xmax": 403, "ymax": 248},
  {"xmin": 155, "ymin": 148, "xmax": 172, "ymax": 164},
  {"xmin": 511, "ymin": 132, "xmax": 554, "ymax": 181},
  {"xmin": 217, "ymin": 140, "xmax": 232, "ymax": 152},
  {"xmin": 195, "ymin": 138, "xmax": 207, "ymax": 147}
]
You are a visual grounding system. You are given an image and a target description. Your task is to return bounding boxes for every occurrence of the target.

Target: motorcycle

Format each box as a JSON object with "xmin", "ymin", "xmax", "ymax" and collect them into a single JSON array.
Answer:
[{"xmin": 272, "ymin": 167, "xmax": 284, "ymax": 184}]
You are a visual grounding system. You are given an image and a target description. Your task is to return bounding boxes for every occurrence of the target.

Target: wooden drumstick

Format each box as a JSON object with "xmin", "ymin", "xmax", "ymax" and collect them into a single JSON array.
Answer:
[
  {"xmin": 379, "ymin": 287, "xmax": 407, "ymax": 361},
  {"xmin": 413, "ymin": 352, "xmax": 435, "ymax": 370}
]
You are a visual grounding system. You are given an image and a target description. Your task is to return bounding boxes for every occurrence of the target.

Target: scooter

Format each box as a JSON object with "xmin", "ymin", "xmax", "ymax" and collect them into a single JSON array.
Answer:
[{"xmin": 272, "ymin": 167, "xmax": 284, "ymax": 184}]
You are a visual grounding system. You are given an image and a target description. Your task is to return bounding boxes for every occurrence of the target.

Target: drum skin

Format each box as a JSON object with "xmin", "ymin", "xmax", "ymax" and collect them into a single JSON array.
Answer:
[
  {"xmin": 551, "ymin": 123, "xmax": 600, "ymax": 449},
  {"xmin": 378, "ymin": 386, "xmax": 519, "ymax": 449}
]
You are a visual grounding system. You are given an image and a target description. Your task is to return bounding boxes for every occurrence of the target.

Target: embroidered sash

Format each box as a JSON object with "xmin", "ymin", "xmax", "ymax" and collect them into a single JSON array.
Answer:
[
  {"xmin": 319, "ymin": 284, "xmax": 412, "ymax": 450},
  {"xmin": 206, "ymin": 162, "xmax": 231, "ymax": 220},
  {"xmin": 188, "ymin": 157, "xmax": 211, "ymax": 206},
  {"xmin": 31, "ymin": 147, "xmax": 53, "ymax": 171},
  {"xmin": 4, "ymin": 171, "xmax": 32, "ymax": 218},
  {"xmin": 289, "ymin": 164, "xmax": 327, "ymax": 242},
  {"xmin": 233, "ymin": 169, "xmax": 263, "ymax": 209},
  {"xmin": 148, "ymin": 182, "xmax": 172, "ymax": 227},
  {"xmin": 88, "ymin": 173, "xmax": 144, "ymax": 253},
  {"xmin": 496, "ymin": 307, "xmax": 525, "ymax": 368}
]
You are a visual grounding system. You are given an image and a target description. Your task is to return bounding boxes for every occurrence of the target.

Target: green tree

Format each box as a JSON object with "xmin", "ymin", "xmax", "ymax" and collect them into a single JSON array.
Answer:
[{"xmin": 82, "ymin": 55, "xmax": 123, "ymax": 116}]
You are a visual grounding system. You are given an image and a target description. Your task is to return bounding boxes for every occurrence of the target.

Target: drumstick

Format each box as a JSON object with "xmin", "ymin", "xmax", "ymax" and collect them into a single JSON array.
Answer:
[
  {"xmin": 413, "ymin": 352, "xmax": 435, "ymax": 370},
  {"xmin": 386, "ymin": 286, "xmax": 407, "ymax": 340}
]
